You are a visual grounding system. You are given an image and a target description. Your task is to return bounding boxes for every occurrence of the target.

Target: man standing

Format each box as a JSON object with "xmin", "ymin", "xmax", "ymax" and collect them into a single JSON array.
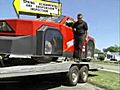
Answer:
[{"xmin": 72, "ymin": 14, "xmax": 88, "ymax": 58}]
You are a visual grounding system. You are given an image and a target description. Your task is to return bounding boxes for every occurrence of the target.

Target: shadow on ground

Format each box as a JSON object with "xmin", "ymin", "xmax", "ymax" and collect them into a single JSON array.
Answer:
[
  {"xmin": 0, "ymin": 73, "xmax": 67, "ymax": 90},
  {"xmin": 88, "ymin": 74, "xmax": 98, "ymax": 77},
  {"xmin": 0, "ymin": 72, "xmax": 99, "ymax": 90}
]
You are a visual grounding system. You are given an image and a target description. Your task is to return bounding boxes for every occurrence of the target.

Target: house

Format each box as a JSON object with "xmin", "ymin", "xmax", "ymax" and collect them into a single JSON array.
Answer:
[{"xmin": 105, "ymin": 51, "xmax": 120, "ymax": 61}]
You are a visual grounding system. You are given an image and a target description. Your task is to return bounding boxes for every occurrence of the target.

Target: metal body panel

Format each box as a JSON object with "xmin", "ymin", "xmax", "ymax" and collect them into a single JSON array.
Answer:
[
  {"xmin": 63, "ymin": 51, "xmax": 73, "ymax": 57},
  {"xmin": 0, "ymin": 61, "xmax": 72, "ymax": 78},
  {"xmin": 0, "ymin": 36, "xmax": 36, "ymax": 55}
]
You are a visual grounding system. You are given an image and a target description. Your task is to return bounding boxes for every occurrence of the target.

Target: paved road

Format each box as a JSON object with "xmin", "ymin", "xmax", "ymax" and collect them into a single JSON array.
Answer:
[{"xmin": 0, "ymin": 73, "xmax": 104, "ymax": 90}]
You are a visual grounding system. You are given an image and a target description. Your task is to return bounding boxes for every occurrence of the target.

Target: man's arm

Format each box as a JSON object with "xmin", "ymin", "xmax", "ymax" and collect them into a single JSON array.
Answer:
[
  {"xmin": 85, "ymin": 31, "xmax": 88, "ymax": 41},
  {"xmin": 72, "ymin": 22, "xmax": 77, "ymax": 31}
]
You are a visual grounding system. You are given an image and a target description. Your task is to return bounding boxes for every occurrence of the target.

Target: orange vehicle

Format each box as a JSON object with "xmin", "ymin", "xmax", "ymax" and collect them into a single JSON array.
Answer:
[{"xmin": 0, "ymin": 15, "xmax": 95, "ymax": 66}]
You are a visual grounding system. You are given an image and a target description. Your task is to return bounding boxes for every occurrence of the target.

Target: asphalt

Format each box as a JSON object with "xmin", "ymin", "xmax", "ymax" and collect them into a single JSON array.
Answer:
[{"xmin": 49, "ymin": 83, "xmax": 105, "ymax": 90}]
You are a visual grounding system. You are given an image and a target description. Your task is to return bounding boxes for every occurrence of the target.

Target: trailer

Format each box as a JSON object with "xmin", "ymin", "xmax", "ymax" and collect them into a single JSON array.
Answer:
[
  {"xmin": 0, "ymin": 8, "xmax": 95, "ymax": 87},
  {"xmin": 0, "ymin": 0, "xmax": 96, "ymax": 86},
  {"xmin": 0, "ymin": 16, "xmax": 95, "ymax": 84},
  {"xmin": 0, "ymin": 57, "xmax": 95, "ymax": 86}
]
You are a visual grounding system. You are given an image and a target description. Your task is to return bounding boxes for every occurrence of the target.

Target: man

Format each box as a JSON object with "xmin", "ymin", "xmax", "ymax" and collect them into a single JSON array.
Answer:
[{"xmin": 72, "ymin": 14, "xmax": 88, "ymax": 58}]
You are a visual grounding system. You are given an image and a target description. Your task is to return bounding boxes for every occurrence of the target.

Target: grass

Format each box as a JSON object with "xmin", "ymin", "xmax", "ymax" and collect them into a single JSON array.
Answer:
[{"xmin": 88, "ymin": 71, "xmax": 120, "ymax": 90}]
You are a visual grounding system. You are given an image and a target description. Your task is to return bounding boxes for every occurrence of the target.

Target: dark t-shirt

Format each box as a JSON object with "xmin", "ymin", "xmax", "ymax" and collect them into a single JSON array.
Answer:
[{"xmin": 72, "ymin": 20, "xmax": 88, "ymax": 35}]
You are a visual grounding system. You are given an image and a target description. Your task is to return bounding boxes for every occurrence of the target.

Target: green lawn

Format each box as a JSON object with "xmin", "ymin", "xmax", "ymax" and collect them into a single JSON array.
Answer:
[{"xmin": 88, "ymin": 71, "xmax": 120, "ymax": 90}]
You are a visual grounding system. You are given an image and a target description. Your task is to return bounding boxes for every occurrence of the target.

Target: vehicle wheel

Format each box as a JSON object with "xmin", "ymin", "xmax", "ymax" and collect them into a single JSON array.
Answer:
[
  {"xmin": 85, "ymin": 41, "xmax": 95, "ymax": 61},
  {"xmin": 33, "ymin": 40, "xmax": 53, "ymax": 63},
  {"xmin": 45, "ymin": 40, "xmax": 53, "ymax": 54},
  {"xmin": 66, "ymin": 66, "xmax": 79, "ymax": 86},
  {"xmin": 79, "ymin": 66, "xmax": 88, "ymax": 83},
  {"xmin": 52, "ymin": 57, "xmax": 58, "ymax": 61}
]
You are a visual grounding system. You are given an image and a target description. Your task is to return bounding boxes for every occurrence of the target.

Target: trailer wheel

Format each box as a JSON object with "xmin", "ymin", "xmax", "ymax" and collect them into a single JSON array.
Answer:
[
  {"xmin": 79, "ymin": 66, "xmax": 88, "ymax": 83},
  {"xmin": 66, "ymin": 66, "xmax": 79, "ymax": 86}
]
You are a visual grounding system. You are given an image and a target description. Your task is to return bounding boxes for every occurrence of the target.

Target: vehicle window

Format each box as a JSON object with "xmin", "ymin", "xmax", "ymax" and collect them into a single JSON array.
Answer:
[
  {"xmin": 45, "ymin": 28, "xmax": 63, "ymax": 55},
  {"xmin": 64, "ymin": 19, "xmax": 74, "ymax": 28},
  {"xmin": 37, "ymin": 15, "xmax": 64, "ymax": 23}
]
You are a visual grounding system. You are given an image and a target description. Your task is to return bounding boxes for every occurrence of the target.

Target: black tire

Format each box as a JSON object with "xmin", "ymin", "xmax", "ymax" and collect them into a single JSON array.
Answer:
[
  {"xmin": 52, "ymin": 57, "xmax": 58, "ymax": 61},
  {"xmin": 33, "ymin": 57, "xmax": 53, "ymax": 63},
  {"xmin": 85, "ymin": 41, "xmax": 95, "ymax": 61},
  {"xmin": 79, "ymin": 66, "xmax": 88, "ymax": 83},
  {"xmin": 66, "ymin": 66, "xmax": 79, "ymax": 86}
]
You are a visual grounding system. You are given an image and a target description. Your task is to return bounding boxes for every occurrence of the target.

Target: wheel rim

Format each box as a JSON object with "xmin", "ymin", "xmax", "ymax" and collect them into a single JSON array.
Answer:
[
  {"xmin": 72, "ymin": 72, "xmax": 78, "ymax": 83},
  {"xmin": 82, "ymin": 71, "xmax": 88, "ymax": 81},
  {"xmin": 87, "ymin": 50, "xmax": 92, "ymax": 57},
  {"xmin": 86, "ymin": 41, "xmax": 94, "ymax": 58},
  {"xmin": 45, "ymin": 41, "xmax": 52, "ymax": 54}
]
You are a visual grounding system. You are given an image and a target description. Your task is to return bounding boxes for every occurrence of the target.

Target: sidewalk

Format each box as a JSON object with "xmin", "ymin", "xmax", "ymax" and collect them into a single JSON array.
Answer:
[
  {"xmin": 90, "ymin": 62, "xmax": 120, "ymax": 74},
  {"xmin": 99, "ymin": 68, "xmax": 120, "ymax": 74}
]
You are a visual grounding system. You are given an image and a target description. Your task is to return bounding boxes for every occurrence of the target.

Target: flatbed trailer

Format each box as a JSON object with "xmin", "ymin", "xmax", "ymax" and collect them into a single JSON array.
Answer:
[
  {"xmin": 0, "ymin": 58, "xmax": 95, "ymax": 86},
  {"xmin": 0, "ymin": 0, "xmax": 96, "ymax": 86}
]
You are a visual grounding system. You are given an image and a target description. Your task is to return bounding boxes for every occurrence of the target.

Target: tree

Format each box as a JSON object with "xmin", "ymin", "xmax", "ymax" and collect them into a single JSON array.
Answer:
[
  {"xmin": 103, "ymin": 45, "xmax": 120, "ymax": 52},
  {"xmin": 94, "ymin": 48, "xmax": 101, "ymax": 54}
]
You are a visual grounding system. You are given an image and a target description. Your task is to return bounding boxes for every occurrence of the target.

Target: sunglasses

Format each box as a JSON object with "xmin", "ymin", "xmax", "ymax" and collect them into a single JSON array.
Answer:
[{"xmin": 78, "ymin": 17, "xmax": 82, "ymax": 19}]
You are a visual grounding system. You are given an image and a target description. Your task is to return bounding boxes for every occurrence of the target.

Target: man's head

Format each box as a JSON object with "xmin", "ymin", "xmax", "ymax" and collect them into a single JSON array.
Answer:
[{"xmin": 77, "ymin": 14, "xmax": 83, "ymax": 22}]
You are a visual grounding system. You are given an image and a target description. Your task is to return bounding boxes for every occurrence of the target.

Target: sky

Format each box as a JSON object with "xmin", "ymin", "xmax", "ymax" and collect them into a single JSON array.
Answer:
[{"xmin": 0, "ymin": 0, "xmax": 119, "ymax": 51}]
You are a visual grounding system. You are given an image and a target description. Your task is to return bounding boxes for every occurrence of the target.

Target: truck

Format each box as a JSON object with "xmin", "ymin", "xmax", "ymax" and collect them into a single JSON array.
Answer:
[{"xmin": 0, "ymin": 15, "xmax": 95, "ymax": 86}]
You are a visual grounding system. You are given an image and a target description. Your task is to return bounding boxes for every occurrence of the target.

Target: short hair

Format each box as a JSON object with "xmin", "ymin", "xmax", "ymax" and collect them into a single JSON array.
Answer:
[{"xmin": 77, "ymin": 14, "xmax": 83, "ymax": 17}]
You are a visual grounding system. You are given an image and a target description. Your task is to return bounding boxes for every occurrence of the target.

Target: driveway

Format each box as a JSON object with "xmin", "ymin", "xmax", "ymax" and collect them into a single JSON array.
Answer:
[{"xmin": 50, "ymin": 83, "xmax": 104, "ymax": 90}]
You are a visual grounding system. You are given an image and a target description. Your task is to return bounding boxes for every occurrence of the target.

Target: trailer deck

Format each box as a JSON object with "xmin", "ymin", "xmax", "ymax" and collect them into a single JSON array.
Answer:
[{"xmin": 0, "ymin": 60, "xmax": 93, "ymax": 78}]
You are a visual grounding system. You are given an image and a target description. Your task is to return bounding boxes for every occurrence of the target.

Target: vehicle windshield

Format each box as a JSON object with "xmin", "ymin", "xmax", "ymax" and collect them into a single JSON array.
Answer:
[{"xmin": 38, "ymin": 15, "xmax": 64, "ymax": 23}]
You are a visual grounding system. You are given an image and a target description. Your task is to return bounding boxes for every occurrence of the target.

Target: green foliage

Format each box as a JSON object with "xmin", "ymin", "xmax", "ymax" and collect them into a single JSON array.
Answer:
[
  {"xmin": 98, "ymin": 54, "xmax": 105, "ymax": 61},
  {"xmin": 98, "ymin": 53, "xmax": 105, "ymax": 61},
  {"xmin": 94, "ymin": 48, "xmax": 101, "ymax": 54},
  {"xmin": 103, "ymin": 45, "xmax": 120, "ymax": 52}
]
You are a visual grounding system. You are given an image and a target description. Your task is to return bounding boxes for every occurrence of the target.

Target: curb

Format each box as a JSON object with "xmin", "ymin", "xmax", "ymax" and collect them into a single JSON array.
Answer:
[{"xmin": 98, "ymin": 69, "xmax": 120, "ymax": 74}]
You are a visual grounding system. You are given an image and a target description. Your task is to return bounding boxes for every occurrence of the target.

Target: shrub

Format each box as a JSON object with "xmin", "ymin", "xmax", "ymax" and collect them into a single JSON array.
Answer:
[{"xmin": 98, "ymin": 54, "xmax": 105, "ymax": 61}]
